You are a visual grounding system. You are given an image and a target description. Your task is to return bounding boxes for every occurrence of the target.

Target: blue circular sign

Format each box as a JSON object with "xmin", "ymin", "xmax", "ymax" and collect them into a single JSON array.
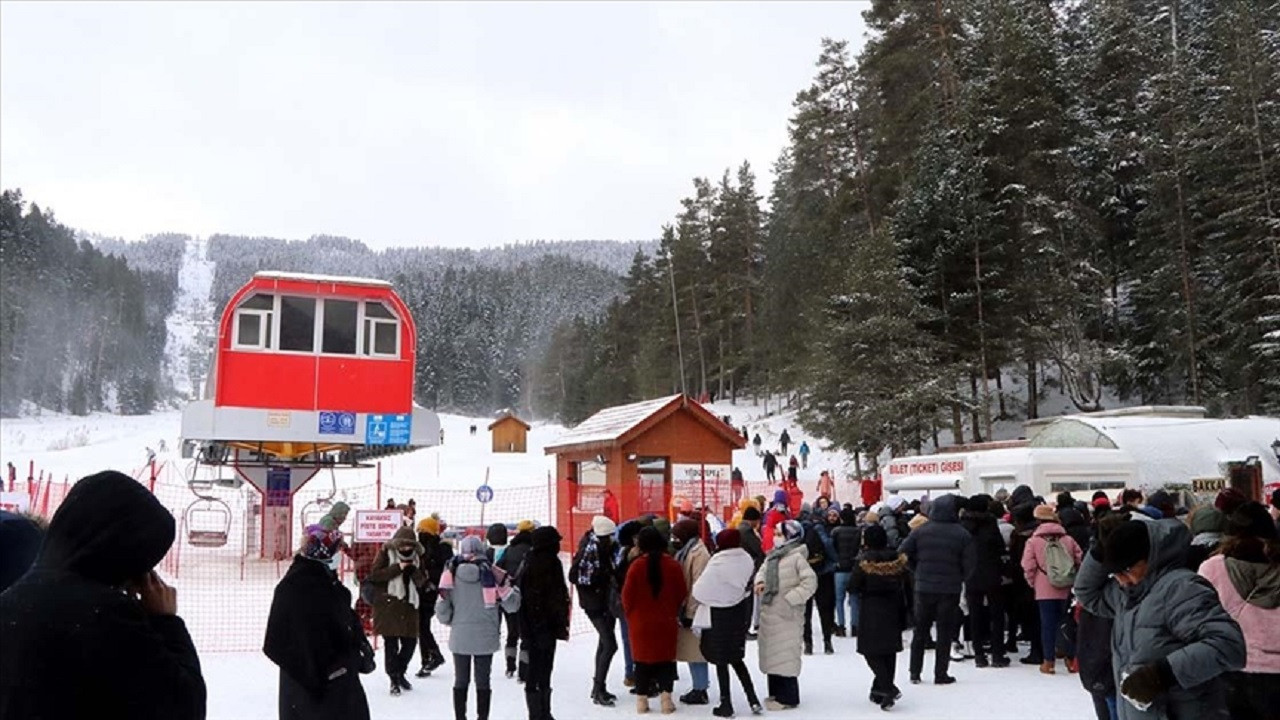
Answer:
[{"xmin": 475, "ymin": 484, "xmax": 494, "ymax": 504}]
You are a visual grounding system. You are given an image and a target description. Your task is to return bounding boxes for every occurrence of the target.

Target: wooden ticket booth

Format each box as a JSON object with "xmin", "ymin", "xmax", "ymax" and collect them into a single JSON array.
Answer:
[{"xmin": 545, "ymin": 394, "xmax": 746, "ymax": 550}]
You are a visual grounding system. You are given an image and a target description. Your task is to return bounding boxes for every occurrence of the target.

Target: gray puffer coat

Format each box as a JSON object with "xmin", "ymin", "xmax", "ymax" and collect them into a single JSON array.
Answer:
[
  {"xmin": 1074, "ymin": 519, "xmax": 1246, "ymax": 720},
  {"xmin": 436, "ymin": 561, "xmax": 522, "ymax": 656}
]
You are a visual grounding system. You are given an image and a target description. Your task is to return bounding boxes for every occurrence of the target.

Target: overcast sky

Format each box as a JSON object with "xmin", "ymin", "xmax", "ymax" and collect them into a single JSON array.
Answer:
[{"xmin": 1, "ymin": 1, "xmax": 867, "ymax": 249}]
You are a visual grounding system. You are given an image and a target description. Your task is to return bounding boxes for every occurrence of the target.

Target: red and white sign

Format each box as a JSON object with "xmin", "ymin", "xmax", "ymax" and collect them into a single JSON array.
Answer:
[
  {"xmin": 0, "ymin": 492, "xmax": 30, "ymax": 514},
  {"xmin": 354, "ymin": 510, "xmax": 404, "ymax": 543},
  {"xmin": 884, "ymin": 458, "xmax": 967, "ymax": 478}
]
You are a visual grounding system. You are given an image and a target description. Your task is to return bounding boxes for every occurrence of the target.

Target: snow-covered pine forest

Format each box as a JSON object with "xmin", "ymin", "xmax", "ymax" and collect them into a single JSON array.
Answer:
[{"xmin": 2, "ymin": 0, "xmax": 1277, "ymax": 471}]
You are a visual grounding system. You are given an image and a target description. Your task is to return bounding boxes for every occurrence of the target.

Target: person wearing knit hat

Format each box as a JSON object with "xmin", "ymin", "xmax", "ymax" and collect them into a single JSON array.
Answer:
[
  {"xmin": 570, "ymin": 515, "xmax": 622, "ymax": 706},
  {"xmin": 1078, "ymin": 519, "xmax": 1246, "ymax": 718},
  {"xmin": 850, "ymin": 521, "xmax": 909, "ymax": 710},
  {"xmin": 1186, "ymin": 507, "xmax": 1228, "ymax": 570},
  {"xmin": 369, "ymin": 526, "xmax": 429, "ymax": 695},
  {"xmin": 1197, "ymin": 501, "xmax": 1280, "ymax": 720},
  {"xmin": 518, "ymin": 525, "xmax": 570, "ymax": 720},
  {"xmin": 692, "ymin": 527, "xmax": 761, "ymax": 717},
  {"xmin": 486, "ymin": 522, "xmax": 508, "ymax": 563},
  {"xmin": 1214, "ymin": 487, "xmax": 1248, "ymax": 515},
  {"xmin": 319, "ymin": 501, "xmax": 351, "ymax": 533},
  {"xmin": 670, "ymin": 518, "xmax": 713, "ymax": 705},
  {"xmin": 516, "ymin": 519, "xmax": 536, "ymax": 534},
  {"xmin": 864, "ymin": 511, "xmax": 881, "ymax": 525},
  {"xmin": 267, "ymin": 527, "xmax": 372, "ymax": 720},
  {"xmin": 415, "ymin": 514, "xmax": 454, "ymax": 678}
]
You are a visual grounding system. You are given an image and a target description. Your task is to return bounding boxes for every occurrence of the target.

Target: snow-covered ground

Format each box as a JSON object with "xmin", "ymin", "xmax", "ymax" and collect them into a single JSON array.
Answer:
[
  {"xmin": 2, "ymin": 401, "xmax": 1099, "ymax": 719},
  {"xmin": 203, "ymin": 636, "xmax": 1094, "ymax": 720},
  {"xmin": 162, "ymin": 235, "xmax": 217, "ymax": 401}
]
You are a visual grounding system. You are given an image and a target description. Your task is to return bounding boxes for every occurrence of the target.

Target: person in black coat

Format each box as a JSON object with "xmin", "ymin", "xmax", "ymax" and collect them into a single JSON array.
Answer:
[
  {"xmin": 960, "ymin": 495, "xmax": 1010, "ymax": 668},
  {"xmin": 851, "ymin": 524, "xmax": 910, "ymax": 711},
  {"xmin": 1005, "ymin": 502, "xmax": 1042, "ymax": 663},
  {"xmin": 415, "ymin": 516, "xmax": 454, "ymax": 677},
  {"xmin": 899, "ymin": 494, "xmax": 975, "ymax": 684},
  {"xmin": 497, "ymin": 523, "xmax": 535, "ymax": 680},
  {"xmin": 517, "ymin": 526, "xmax": 570, "ymax": 720},
  {"xmin": 264, "ymin": 525, "xmax": 371, "ymax": 720},
  {"xmin": 0, "ymin": 470, "xmax": 206, "ymax": 720},
  {"xmin": 1058, "ymin": 506, "xmax": 1091, "ymax": 557}
]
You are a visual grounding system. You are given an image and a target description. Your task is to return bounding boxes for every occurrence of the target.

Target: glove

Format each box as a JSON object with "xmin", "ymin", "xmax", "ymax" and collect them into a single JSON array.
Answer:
[{"xmin": 1120, "ymin": 659, "xmax": 1174, "ymax": 705}]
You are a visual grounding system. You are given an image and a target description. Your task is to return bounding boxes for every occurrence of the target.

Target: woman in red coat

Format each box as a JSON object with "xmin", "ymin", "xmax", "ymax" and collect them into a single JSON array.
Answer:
[{"xmin": 622, "ymin": 526, "xmax": 688, "ymax": 714}]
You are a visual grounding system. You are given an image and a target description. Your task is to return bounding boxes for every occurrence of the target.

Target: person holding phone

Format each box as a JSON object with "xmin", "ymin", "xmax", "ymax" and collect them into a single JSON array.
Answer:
[{"xmin": 0, "ymin": 470, "xmax": 206, "ymax": 720}]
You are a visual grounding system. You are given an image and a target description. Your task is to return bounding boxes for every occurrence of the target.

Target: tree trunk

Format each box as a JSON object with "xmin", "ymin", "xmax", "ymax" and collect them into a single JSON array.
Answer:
[
  {"xmin": 1170, "ymin": 2, "xmax": 1202, "ymax": 405},
  {"xmin": 1026, "ymin": 359, "xmax": 1039, "ymax": 420},
  {"xmin": 969, "ymin": 373, "xmax": 983, "ymax": 443}
]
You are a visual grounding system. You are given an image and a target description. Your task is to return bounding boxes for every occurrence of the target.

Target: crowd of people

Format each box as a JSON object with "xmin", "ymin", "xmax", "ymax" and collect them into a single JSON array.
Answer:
[{"xmin": 1, "ymin": 469, "xmax": 1278, "ymax": 720}]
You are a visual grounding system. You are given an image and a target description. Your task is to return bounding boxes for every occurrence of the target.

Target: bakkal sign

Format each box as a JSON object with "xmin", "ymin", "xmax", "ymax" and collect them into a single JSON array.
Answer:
[{"xmin": 884, "ymin": 458, "xmax": 966, "ymax": 478}]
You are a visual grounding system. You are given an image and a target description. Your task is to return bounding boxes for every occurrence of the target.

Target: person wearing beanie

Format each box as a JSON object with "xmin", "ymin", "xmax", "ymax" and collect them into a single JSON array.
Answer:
[
  {"xmin": 623, "ymin": 527, "xmax": 688, "ymax": 714},
  {"xmin": 831, "ymin": 507, "xmax": 863, "ymax": 638},
  {"xmin": 753, "ymin": 519, "xmax": 817, "ymax": 710},
  {"xmin": 1006, "ymin": 500, "xmax": 1043, "ymax": 665},
  {"xmin": 1197, "ymin": 502, "xmax": 1280, "ymax": 720},
  {"xmin": 319, "ymin": 501, "xmax": 352, "ymax": 534},
  {"xmin": 486, "ymin": 522, "xmax": 509, "ymax": 549},
  {"xmin": 518, "ymin": 526, "xmax": 570, "ymax": 720},
  {"xmin": 671, "ymin": 519, "xmax": 713, "ymax": 706},
  {"xmin": 960, "ymin": 494, "xmax": 1011, "ymax": 669},
  {"xmin": 569, "ymin": 516, "xmax": 622, "ymax": 706},
  {"xmin": 438, "ymin": 534, "xmax": 521, "ymax": 720},
  {"xmin": 1056, "ymin": 492, "xmax": 1076, "ymax": 513},
  {"xmin": 265, "ymin": 521, "xmax": 372, "ymax": 720},
  {"xmin": 761, "ymin": 490, "xmax": 791, "ymax": 554},
  {"xmin": 864, "ymin": 510, "xmax": 881, "ymax": 525},
  {"xmin": 0, "ymin": 471, "xmax": 207, "ymax": 720},
  {"xmin": 1076, "ymin": 519, "xmax": 1245, "ymax": 719},
  {"xmin": 693, "ymin": 528, "xmax": 763, "ymax": 717},
  {"xmin": 899, "ymin": 494, "xmax": 974, "ymax": 685},
  {"xmin": 497, "ymin": 520, "xmax": 535, "ymax": 681},
  {"xmin": 880, "ymin": 495, "xmax": 910, "ymax": 551},
  {"xmin": 1145, "ymin": 490, "xmax": 1178, "ymax": 520},
  {"xmin": 1214, "ymin": 487, "xmax": 1248, "ymax": 516},
  {"xmin": 368, "ymin": 526, "xmax": 429, "ymax": 695},
  {"xmin": 653, "ymin": 517, "xmax": 673, "ymax": 543},
  {"xmin": 1021, "ymin": 505, "xmax": 1083, "ymax": 674},
  {"xmin": 851, "ymin": 523, "xmax": 910, "ymax": 710},
  {"xmin": 415, "ymin": 514, "xmax": 454, "ymax": 678},
  {"xmin": 1185, "ymin": 507, "xmax": 1228, "ymax": 571}
]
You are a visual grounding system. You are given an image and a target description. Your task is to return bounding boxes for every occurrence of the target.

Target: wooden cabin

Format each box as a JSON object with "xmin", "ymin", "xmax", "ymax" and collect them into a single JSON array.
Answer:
[{"xmin": 489, "ymin": 412, "xmax": 531, "ymax": 453}]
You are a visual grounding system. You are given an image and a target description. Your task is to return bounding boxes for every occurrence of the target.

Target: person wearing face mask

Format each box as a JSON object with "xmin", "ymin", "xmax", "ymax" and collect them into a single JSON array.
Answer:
[
  {"xmin": 1074, "ymin": 518, "xmax": 1245, "ymax": 719},
  {"xmin": 753, "ymin": 520, "xmax": 817, "ymax": 711},
  {"xmin": 264, "ymin": 523, "xmax": 372, "ymax": 720},
  {"xmin": 368, "ymin": 526, "xmax": 429, "ymax": 696},
  {"xmin": 0, "ymin": 470, "xmax": 206, "ymax": 720}
]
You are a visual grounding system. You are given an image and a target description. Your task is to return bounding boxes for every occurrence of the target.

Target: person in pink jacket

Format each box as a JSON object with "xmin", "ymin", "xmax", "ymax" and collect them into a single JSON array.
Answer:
[
  {"xmin": 1021, "ymin": 505, "xmax": 1083, "ymax": 675},
  {"xmin": 1197, "ymin": 502, "xmax": 1279, "ymax": 720}
]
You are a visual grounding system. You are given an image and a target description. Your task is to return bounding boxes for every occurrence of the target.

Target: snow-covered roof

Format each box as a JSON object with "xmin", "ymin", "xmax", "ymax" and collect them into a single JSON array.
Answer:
[
  {"xmin": 1033, "ymin": 415, "xmax": 1280, "ymax": 486},
  {"xmin": 548, "ymin": 395, "xmax": 683, "ymax": 449},
  {"xmin": 253, "ymin": 271, "xmax": 392, "ymax": 288}
]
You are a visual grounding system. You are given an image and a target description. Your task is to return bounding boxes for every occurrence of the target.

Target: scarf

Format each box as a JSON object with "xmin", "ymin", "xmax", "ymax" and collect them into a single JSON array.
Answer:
[
  {"xmin": 575, "ymin": 533, "xmax": 600, "ymax": 586},
  {"xmin": 385, "ymin": 549, "xmax": 420, "ymax": 609},
  {"xmin": 440, "ymin": 555, "xmax": 510, "ymax": 608},
  {"xmin": 761, "ymin": 540, "xmax": 804, "ymax": 606},
  {"xmin": 675, "ymin": 537, "xmax": 700, "ymax": 565}
]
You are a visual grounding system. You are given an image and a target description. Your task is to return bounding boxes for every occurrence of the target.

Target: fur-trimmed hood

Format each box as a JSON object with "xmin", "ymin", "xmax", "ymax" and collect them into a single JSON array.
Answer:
[{"xmin": 859, "ymin": 551, "xmax": 908, "ymax": 576}]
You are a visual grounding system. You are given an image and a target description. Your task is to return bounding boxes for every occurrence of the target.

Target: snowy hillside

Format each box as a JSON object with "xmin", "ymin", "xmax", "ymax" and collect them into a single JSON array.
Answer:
[{"xmin": 162, "ymin": 236, "xmax": 217, "ymax": 401}]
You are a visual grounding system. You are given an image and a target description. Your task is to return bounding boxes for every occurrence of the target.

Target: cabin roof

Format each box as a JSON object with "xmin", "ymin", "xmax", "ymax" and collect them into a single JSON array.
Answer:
[{"xmin": 253, "ymin": 270, "xmax": 392, "ymax": 288}]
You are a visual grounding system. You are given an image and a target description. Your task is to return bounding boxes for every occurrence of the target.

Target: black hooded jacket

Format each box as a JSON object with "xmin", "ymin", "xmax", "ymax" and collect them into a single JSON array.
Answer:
[
  {"xmin": 0, "ymin": 471, "xmax": 206, "ymax": 720},
  {"xmin": 960, "ymin": 509, "xmax": 1006, "ymax": 592},
  {"xmin": 517, "ymin": 527, "xmax": 570, "ymax": 642},
  {"xmin": 497, "ymin": 529, "xmax": 533, "ymax": 578},
  {"xmin": 898, "ymin": 494, "xmax": 975, "ymax": 595}
]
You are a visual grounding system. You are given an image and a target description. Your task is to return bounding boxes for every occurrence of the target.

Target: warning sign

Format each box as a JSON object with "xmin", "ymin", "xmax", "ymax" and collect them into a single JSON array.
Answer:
[{"xmin": 354, "ymin": 510, "xmax": 404, "ymax": 543}]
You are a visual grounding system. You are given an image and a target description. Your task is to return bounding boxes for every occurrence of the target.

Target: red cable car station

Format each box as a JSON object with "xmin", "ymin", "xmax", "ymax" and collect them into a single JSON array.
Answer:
[{"xmin": 180, "ymin": 271, "xmax": 440, "ymax": 558}]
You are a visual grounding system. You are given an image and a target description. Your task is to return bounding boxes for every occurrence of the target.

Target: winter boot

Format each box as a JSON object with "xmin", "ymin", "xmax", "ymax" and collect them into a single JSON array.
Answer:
[
  {"xmin": 477, "ymin": 688, "xmax": 492, "ymax": 720},
  {"xmin": 636, "ymin": 694, "xmax": 651, "ymax": 714},
  {"xmin": 824, "ymin": 639, "xmax": 835, "ymax": 655},
  {"xmin": 592, "ymin": 681, "xmax": 618, "ymax": 707},
  {"xmin": 396, "ymin": 674, "xmax": 413, "ymax": 691},
  {"xmin": 803, "ymin": 640, "xmax": 813, "ymax": 655},
  {"xmin": 391, "ymin": 677, "xmax": 402, "ymax": 696},
  {"xmin": 974, "ymin": 654, "xmax": 989, "ymax": 668},
  {"xmin": 879, "ymin": 696, "xmax": 896, "ymax": 711},
  {"xmin": 454, "ymin": 687, "xmax": 468, "ymax": 720},
  {"xmin": 543, "ymin": 688, "xmax": 556, "ymax": 720},
  {"xmin": 990, "ymin": 655, "xmax": 1011, "ymax": 668},
  {"xmin": 834, "ymin": 626, "xmax": 846, "ymax": 638},
  {"xmin": 660, "ymin": 692, "xmax": 677, "ymax": 714},
  {"xmin": 416, "ymin": 665, "xmax": 434, "ymax": 678},
  {"xmin": 1039, "ymin": 661, "xmax": 1056, "ymax": 675},
  {"xmin": 934, "ymin": 675, "xmax": 956, "ymax": 685},
  {"xmin": 680, "ymin": 689, "xmax": 709, "ymax": 705},
  {"xmin": 713, "ymin": 701, "xmax": 735, "ymax": 718},
  {"xmin": 506, "ymin": 649, "xmax": 518, "ymax": 678}
]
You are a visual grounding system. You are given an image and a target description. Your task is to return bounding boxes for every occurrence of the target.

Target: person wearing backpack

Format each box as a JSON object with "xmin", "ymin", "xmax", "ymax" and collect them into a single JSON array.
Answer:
[{"xmin": 1020, "ymin": 505, "xmax": 1083, "ymax": 675}]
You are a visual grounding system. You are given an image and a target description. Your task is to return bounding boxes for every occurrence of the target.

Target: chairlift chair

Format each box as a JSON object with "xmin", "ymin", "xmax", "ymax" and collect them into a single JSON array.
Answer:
[
  {"xmin": 300, "ymin": 465, "xmax": 339, "ymax": 531},
  {"xmin": 184, "ymin": 462, "xmax": 231, "ymax": 548}
]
